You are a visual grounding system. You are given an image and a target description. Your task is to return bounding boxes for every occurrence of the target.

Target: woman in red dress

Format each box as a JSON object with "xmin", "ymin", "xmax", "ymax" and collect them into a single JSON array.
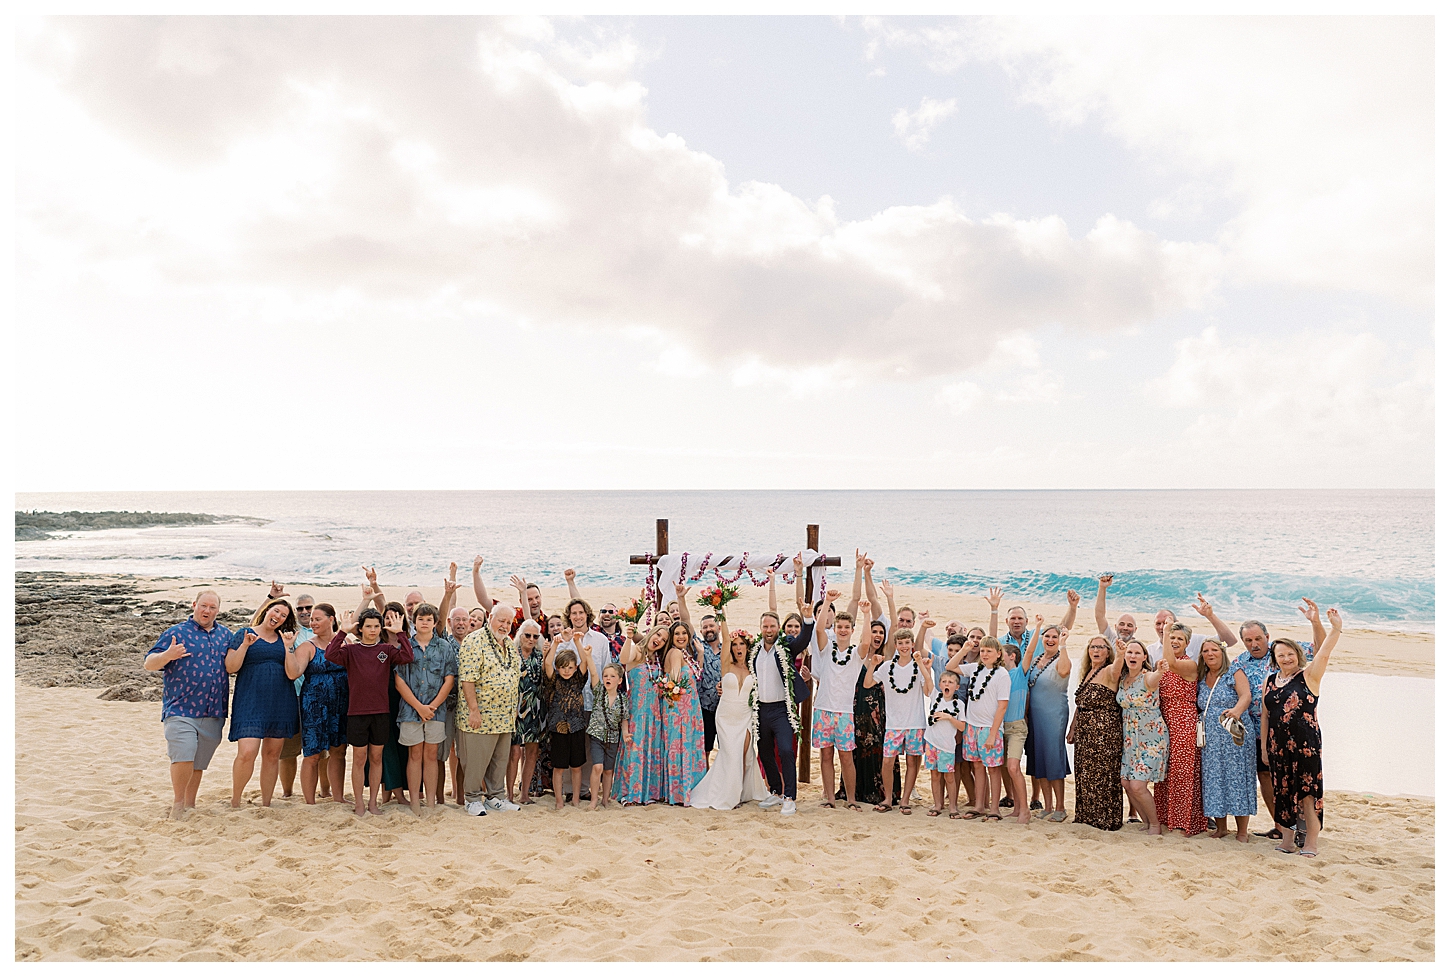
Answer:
[{"xmin": 1154, "ymin": 622, "xmax": 1209, "ymax": 836}]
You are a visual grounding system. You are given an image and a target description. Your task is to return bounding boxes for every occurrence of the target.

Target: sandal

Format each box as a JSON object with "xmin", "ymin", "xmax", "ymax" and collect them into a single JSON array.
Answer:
[
  {"xmin": 926, "ymin": 808, "xmax": 941, "ymax": 817},
  {"xmin": 874, "ymin": 803, "xmax": 893, "ymax": 813},
  {"xmin": 1254, "ymin": 828, "xmax": 1283, "ymax": 840},
  {"xmin": 819, "ymin": 801, "xmax": 836, "ymax": 808},
  {"xmin": 983, "ymin": 814, "xmax": 1002, "ymax": 821},
  {"xmin": 900, "ymin": 805, "xmax": 913, "ymax": 815},
  {"xmin": 845, "ymin": 802, "xmax": 862, "ymax": 811},
  {"xmin": 948, "ymin": 811, "xmax": 968, "ymax": 820}
]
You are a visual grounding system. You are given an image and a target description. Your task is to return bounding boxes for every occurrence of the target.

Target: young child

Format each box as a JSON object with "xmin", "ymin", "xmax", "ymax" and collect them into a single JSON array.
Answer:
[
  {"xmin": 543, "ymin": 631, "xmax": 590, "ymax": 810},
  {"xmin": 393, "ymin": 603, "xmax": 458, "ymax": 816},
  {"xmin": 323, "ymin": 607, "xmax": 415, "ymax": 817},
  {"xmin": 923, "ymin": 668, "xmax": 967, "ymax": 818},
  {"xmin": 999, "ymin": 633, "xmax": 1034, "ymax": 825},
  {"xmin": 586, "ymin": 662, "xmax": 628, "ymax": 810},
  {"xmin": 864, "ymin": 627, "xmax": 931, "ymax": 814},
  {"xmin": 960, "ymin": 637, "xmax": 1013, "ymax": 821}
]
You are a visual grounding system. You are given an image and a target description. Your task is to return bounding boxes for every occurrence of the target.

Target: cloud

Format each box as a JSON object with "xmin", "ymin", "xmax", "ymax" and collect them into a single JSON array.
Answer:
[
  {"xmin": 1146, "ymin": 326, "xmax": 1433, "ymax": 479},
  {"xmin": 859, "ymin": 16, "xmax": 1433, "ymax": 307},
  {"xmin": 891, "ymin": 96, "xmax": 957, "ymax": 152},
  {"xmin": 18, "ymin": 17, "xmax": 1220, "ymax": 383}
]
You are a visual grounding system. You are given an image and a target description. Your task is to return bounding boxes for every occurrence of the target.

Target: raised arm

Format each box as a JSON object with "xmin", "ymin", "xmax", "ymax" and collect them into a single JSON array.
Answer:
[
  {"xmin": 793, "ymin": 553, "xmax": 807, "ymax": 617},
  {"xmin": 986, "ymin": 587, "xmax": 1001, "ymax": 638},
  {"xmin": 144, "ymin": 633, "xmax": 191, "ymax": 672},
  {"xmin": 437, "ymin": 563, "xmax": 461, "ymax": 624},
  {"xmin": 363, "ymin": 565, "xmax": 385, "ymax": 612},
  {"xmin": 861, "ymin": 651, "xmax": 884, "ymax": 688},
  {"xmin": 1299, "ymin": 597, "xmax": 1327, "ymax": 652},
  {"xmin": 767, "ymin": 566, "xmax": 778, "ymax": 616},
  {"xmin": 1105, "ymin": 640, "xmax": 1129, "ymax": 682},
  {"xmin": 1194, "ymin": 592, "xmax": 1239, "ymax": 648},
  {"xmin": 850, "ymin": 550, "xmax": 864, "ymax": 610},
  {"xmin": 914, "ymin": 613, "xmax": 934, "ymax": 654},
  {"xmin": 471, "ymin": 555, "xmax": 495, "ymax": 613},
  {"xmin": 509, "ymin": 574, "xmax": 530, "ymax": 619},
  {"xmin": 1304, "ymin": 608, "xmax": 1341, "ymax": 693},
  {"xmin": 225, "ymin": 630, "xmax": 259, "ymax": 674},
  {"xmin": 881, "ymin": 578, "xmax": 897, "ymax": 628},
  {"xmin": 1022, "ymin": 615, "xmax": 1044, "ymax": 672},
  {"xmin": 1094, "ymin": 574, "xmax": 1112, "ymax": 635},
  {"xmin": 542, "ymin": 634, "xmax": 560, "ymax": 679},
  {"xmin": 280, "ymin": 630, "xmax": 303, "ymax": 680},
  {"xmin": 856, "ymin": 599, "xmax": 874, "ymax": 659},
  {"xmin": 1166, "ymin": 650, "xmax": 1198, "ymax": 680},
  {"xmin": 863, "ymin": 558, "xmax": 882, "ymax": 620},
  {"xmin": 565, "ymin": 567, "xmax": 582, "ymax": 604},
  {"xmin": 355, "ymin": 583, "xmax": 380, "ymax": 619},
  {"xmin": 674, "ymin": 582, "xmax": 695, "ymax": 632},
  {"xmin": 578, "ymin": 631, "xmax": 599, "ymax": 682},
  {"xmin": 1060, "ymin": 589, "xmax": 1080, "ymax": 632},
  {"xmin": 918, "ymin": 645, "xmax": 935, "ymax": 697}
]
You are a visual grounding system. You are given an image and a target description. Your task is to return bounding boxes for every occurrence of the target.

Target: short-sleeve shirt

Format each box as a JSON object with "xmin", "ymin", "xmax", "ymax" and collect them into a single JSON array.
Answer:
[
  {"xmin": 324, "ymin": 632, "xmax": 415, "ymax": 716},
  {"xmin": 815, "ymin": 636, "xmax": 864, "ymax": 715},
  {"xmin": 696, "ymin": 639, "xmax": 722, "ymax": 711},
  {"xmin": 963, "ymin": 664, "xmax": 1012, "ymax": 727},
  {"xmin": 1233, "ymin": 650, "xmax": 1274, "ymax": 727},
  {"xmin": 1004, "ymin": 664, "xmax": 1029, "ymax": 723},
  {"xmin": 456, "ymin": 628, "xmax": 521, "ymax": 735},
  {"xmin": 924, "ymin": 692, "xmax": 966, "ymax": 751},
  {"xmin": 587, "ymin": 681, "xmax": 627, "ymax": 743},
  {"xmin": 546, "ymin": 669, "xmax": 589, "ymax": 734},
  {"xmin": 148, "ymin": 617, "xmax": 242, "ymax": 721},
  {"xmin": 874, "ymin": 657, "xmax": 928, "ymax": 730},
  {"xmin": 395, "ymin": 633, "xmax": 460, "ymax": 724},
  {"xmin": 999, "ymin": 629, "xmax": 1034, "ymax": 658}
]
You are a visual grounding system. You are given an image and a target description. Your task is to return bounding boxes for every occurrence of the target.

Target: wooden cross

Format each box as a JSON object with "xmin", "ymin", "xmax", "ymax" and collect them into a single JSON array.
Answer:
[{"xmin": 629, "ymin": 518, "xmax": 842, "ymax": 785}]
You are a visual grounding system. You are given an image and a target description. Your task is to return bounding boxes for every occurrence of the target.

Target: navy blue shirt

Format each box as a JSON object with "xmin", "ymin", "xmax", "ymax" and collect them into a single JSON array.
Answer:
[{"xmin": 147, "ymin": 617, "xmax": 242, "ymax": 721}]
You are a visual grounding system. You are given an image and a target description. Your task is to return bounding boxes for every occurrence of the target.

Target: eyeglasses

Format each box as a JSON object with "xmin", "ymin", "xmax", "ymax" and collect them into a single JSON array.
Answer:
[{"xmin": 296, "ymin": 606, "xmax": 314, "ymax": 614}]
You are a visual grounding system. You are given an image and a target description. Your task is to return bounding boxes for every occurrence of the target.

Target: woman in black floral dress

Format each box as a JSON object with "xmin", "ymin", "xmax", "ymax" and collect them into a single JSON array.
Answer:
[
  {"xmin": 838, "ymin": 620, "xmax": 900, "ymax": 806},
  {"xmin": 1067, "ymin": 635, "xmax": 1124, "ymax": 831},
  {"xmin": 1262, "ymin": 608, "xmax": 1342, "ymax": 857}
]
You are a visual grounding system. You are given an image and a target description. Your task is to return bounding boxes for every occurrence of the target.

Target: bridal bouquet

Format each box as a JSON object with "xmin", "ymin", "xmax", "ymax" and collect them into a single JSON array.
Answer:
[
  {"xmin": 696, "ymin": 582, "xmax": 740, "ymax": 614},
  {"xmin": 618, "ymin": 597, "xmax": 649, "ymax": 624},
  {"xmin": 654, "ymin": 671, "xmax": 688, "ymax": 705}
]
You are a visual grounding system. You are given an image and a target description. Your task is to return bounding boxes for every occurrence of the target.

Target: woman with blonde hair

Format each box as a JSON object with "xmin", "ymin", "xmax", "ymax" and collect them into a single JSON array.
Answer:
[
  {"xmin": 1264, "ymin": 609, "xmax": 1342, "ymax": 857},
  {"xmin": 615, "ymin": 621, "xmax": 671, "ymax": 805},
  {"xmin": 1197, "ymin": 637, "xmax": 1255, "ymax": 840},
  {"xmin": 1154, "ymin": 622, "xmax": 1209, "ymax": 836},
  {"xmin": 1115, "ymin": 638, "xmax": 1169, "ymax": 835},
  {"xmin": 1067, "ymin": 634, "xmax": 1124, "ymax": 831}
]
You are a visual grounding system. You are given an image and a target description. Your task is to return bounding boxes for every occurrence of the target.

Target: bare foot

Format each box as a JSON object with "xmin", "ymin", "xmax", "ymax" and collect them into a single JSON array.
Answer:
[
  {"xmin": 367, "ymin": 801, "xmax": 381, "ymax": 816},
  {"xmin": 1147, "ymin": 824, "xmax": 1163, "ymax": 835},
  {"xmin": 170, "ymin": 802, "xmax": 186, "ymax": 820},
  {"xmin": 1209, "ymin": 827, "xmax": 1229, "ymax": 839},
  {"xmin": 1236, "ymin": 831, "xmax": 1250, "ymax": 842},
  {"xmin": 354, "ymin": 804, "xmax": 367, "ymax": 817},
  {"xmin": 1016, "ymin": 813, "xmax": 1032, "ymax": 825},
  {"xmin": 410, "ymin": 800, "xmax": 422, "ymax": 816},
  {"xmin": 231, "ymin": 799, "xmax": 242, "ymax": 809}
]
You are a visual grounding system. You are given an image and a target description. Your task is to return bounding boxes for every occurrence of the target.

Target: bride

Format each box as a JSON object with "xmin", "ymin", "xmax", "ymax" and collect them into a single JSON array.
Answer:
[{"xmin": 688, "ymin": 623, "xmax": 768, "ymax": 810}]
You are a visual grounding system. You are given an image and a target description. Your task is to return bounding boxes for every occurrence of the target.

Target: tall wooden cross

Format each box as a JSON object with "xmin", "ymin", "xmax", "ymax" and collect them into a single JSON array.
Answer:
[{"xmin": 628, "ymin": 518, "xmax": 841, "ymax": 784}]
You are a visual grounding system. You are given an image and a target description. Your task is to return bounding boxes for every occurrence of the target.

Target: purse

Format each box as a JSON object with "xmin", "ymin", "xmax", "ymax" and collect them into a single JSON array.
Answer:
[{"xmin": 1197, "ymin": 673, "xmax": 1223, "ymax": 748}]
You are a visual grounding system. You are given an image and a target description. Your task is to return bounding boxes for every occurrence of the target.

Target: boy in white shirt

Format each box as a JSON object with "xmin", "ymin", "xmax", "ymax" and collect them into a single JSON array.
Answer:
[
  {"xmin": 923, "ymin": 668, "xmax": 967, "ymax": 818},
  {"xmin": 810, "ymin": 599, "xmax": 872, "ymax": 810},
  {"xmin": 960, "ymin": 636, "xmax": 1013, "ymax": 821}
]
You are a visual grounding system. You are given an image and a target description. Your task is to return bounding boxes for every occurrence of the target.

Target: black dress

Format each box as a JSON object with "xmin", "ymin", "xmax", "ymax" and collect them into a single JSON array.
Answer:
[
  {"xmin": 836, "ymin": 668, "xmax": 900, "ymax": 805},
  {"xmin": 1264, "ymin": 670, "xmax": 1323, "ymax": 828}
]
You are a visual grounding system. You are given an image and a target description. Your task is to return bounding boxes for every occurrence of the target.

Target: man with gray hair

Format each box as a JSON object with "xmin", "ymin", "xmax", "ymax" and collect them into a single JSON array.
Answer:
[{"xmin": 457, "ymin": 602, "xmax": 522, "ymax": 816}]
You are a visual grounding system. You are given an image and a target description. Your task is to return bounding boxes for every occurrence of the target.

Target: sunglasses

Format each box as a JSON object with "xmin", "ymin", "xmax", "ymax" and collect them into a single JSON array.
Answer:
[
  {"xmin": 296, "ymin": 606, "xmax": 314, "ymax": 614},
  {"xmin": 600, "ymin": 608, "xmax": 617, "ymax": 615}
]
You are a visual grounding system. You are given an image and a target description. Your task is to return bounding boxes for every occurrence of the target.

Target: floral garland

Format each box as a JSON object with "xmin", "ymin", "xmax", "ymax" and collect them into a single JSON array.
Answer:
[
  {"xmin": 714, "ymin": 554, "xmax": 748, "ymax": 585},
  {"xmin": 964, "ymin": 663, "xmax": 1001, "ymax": 702},
  {"xmin": 887, "ymin": 658, "xmax": 920, "ymax": 694},
  {"xmin": 746, "ymin": 636, "xmax": 803, "ymax": 742},
  {"xmin": 927, "ymin": 691, "xmax": 951, "ymax": 726},
  {"xmin": 1026, "ymin": 645, "xmax": 1059, "ymax": 689},
  {"xmin": 830, "ymin": 640, "xmax": 856, "ymax": 666}
]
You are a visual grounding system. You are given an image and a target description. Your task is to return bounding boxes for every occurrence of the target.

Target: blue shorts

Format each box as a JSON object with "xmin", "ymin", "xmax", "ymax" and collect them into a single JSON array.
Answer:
[
  {"xmin": 962, "ymin": 725, "xmax": 1004, "ymax": 767},
  {"xmin": 810, "ymin": 709, "xmax": 856, "ymax": 751},
  {"xmin": 164, "ymin": 716, "xmax": 224, "ymax": 770},
  {"xmin": 883, "ymin": 727, "xmax": 925, "ymax": 758},
  {"xmin": 923, "ymin": 742, "xmax": 956, "ymax": 773}
]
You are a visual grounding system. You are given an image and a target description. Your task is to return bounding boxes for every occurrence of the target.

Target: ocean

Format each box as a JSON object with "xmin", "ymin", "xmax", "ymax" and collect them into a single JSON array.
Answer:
[{"xmin": 13, "ymin": 489, "xmax": 1433, "ymax": 632}]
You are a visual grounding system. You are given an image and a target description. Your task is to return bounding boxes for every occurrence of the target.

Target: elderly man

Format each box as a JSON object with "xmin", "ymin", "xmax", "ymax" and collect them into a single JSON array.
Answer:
[
  {"xmin": 1094, "ymin": 575, "xmax": 1238, "ymax": 662},
  {"xmin": 143, "ymin": 590, "xmax": 243, "ymax": 819},
  {"xmin": 456, "ymin": 603, "xmax": 523, "ymax": 816},
  {"xmin": 986, "ymin": 587, "xmax": 1080, "ymax": 655}
]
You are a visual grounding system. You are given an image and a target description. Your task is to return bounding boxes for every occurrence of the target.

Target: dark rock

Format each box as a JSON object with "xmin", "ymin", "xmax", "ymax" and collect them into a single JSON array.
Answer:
[{"xmin": 98, "ymin": 682, "xmax": 163, "ymax": 702}]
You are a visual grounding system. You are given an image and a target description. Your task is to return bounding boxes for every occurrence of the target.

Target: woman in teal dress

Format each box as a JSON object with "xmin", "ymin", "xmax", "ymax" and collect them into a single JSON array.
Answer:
[
  {"xmin": 1113, "ymin": 639, "xmax": 1169, "ymax": 835},
  {"xmin": 661, "ymin": 622, "xmax": 707, "ymax": 804},
  {"xmin": 616, "ymin": 624, "xmax": 667, "ymax": 805}
]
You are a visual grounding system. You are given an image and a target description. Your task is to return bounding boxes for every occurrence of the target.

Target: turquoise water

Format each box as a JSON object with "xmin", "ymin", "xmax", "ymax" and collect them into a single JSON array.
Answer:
[{"xmin": 14, "ymin": 489, "xmax": 1433, "ymax": 631}]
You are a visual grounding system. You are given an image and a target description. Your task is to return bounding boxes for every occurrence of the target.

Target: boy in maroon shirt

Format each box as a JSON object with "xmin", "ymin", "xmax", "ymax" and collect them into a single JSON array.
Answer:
[{"xmin": 325, "ymin": 607, "xmax": 414, "ymax": 816}]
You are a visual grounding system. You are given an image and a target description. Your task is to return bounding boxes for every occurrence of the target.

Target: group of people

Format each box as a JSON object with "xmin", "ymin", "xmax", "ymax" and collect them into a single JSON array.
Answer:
[{"xmin": 145, "ymin": 554, "xmax": 1340, "ymax": 856}]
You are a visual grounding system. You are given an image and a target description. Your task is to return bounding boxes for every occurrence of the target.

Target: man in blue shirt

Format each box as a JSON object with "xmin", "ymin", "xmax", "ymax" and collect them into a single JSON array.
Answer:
[{"xmin": 143, "ymin": 590, "xmax": 242, "ymax": 819}]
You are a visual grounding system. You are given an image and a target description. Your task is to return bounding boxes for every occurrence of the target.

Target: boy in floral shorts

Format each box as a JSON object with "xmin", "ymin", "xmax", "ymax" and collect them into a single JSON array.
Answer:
[
  {"xmin": 865, "ymin": 628, "xmax": 931, "ymax": 814},
  {"xmin": 810, "ymin": 601, "xmax": 872, "ymax": 809},
  {"xmin": 960, "ymin": 636, "xmax": 1012, "ymax": 820},
  {"xmin": 922, "ymin": 668, "xmax": 967, "ymax": 817}
]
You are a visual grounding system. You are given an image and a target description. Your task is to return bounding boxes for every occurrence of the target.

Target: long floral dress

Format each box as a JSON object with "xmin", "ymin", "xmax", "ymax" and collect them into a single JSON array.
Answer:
[
  {"xmin": 1154, "ymin": 670, "xmax": 1209, "ymax": 836},
  {"xmin": 662, "ymin": 665, "xmax": 708, "ymax": 804},
  {"xmin": 1263, "ymin": 670, "xmax": 1323, "ymax": 829},
  {"xmin": 1117, "ymin": 673, "xmax": 1167, "ymax": 783},
  {"xmin": 1199, "ymin": 668, "xmax": 1257, "ymax": 818},
  {"xmin": 1072, "ymin": 677, "xmax": 1124, "ymax": 830},
  {"xmin": 835, "ymin": 667, "xmax": 901, "ymax": 806},
  {"xmin": 615, "ymin": 660, "xmax": 666, "ymax": 805}
]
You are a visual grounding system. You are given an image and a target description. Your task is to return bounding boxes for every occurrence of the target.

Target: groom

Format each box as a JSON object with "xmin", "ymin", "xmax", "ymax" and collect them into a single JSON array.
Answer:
[{"xmin": 750, "ymin": 605, "xmax": 815, "ymax": 816}]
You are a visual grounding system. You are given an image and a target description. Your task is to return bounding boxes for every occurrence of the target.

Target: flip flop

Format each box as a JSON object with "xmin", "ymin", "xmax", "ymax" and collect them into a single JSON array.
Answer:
[
  {"xmin": 1254, "ymin": 828, "xmax": 1283, "ymax": 840},
  {"xmin": 958, "ymin": 810, "xmax": 984, "ymax": 820},
  {"xmin": 845, "ymin": 802, "xmax": 862, "ymax": 811},
  {"xmin": 900, "ymin": 805, "xmax": 913, "ymax": 815},
  {"xmin": 1273, "ymin": 845, "xmax": 1298, "ymax": 854},
  {"xmin": 948, "ymin": 812, "xmax": 968, "ymax": 820},
  {"xmin": 983, "ymin": 814, "xmax": 1002, "ymax": 821},
  {"xmin": 874, "ymin": 803, "xmax": 893, "ymax": 813},
  {"xmin": 819, "ymin": 801, "xmax": 836, "ymax": 808},
  {"xmin": 926, "ymin": 808, "xmax": 941, "ymax": 817},
  {"xmin": 1047, "ymin": 811, "xmax": 1067, "ymax": 822}
]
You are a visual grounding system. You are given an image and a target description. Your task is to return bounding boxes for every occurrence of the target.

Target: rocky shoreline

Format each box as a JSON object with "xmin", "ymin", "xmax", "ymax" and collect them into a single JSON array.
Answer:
[
  {"xmin": 13, "ymin": 572, "xmax": 258, "ymax": 702},
  {"xmin": 15, "ymin": 509, "xmax": 265, "ymax": 540}
]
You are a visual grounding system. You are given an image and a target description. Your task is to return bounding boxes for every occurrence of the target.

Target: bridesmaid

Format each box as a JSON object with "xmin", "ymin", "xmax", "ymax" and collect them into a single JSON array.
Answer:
[
  {"xmin": 616, "ymin": 623, "xmax": 669, "ymax": 805},
  {"xmin": 1198, "ymin": 638, "xmax": 1256, "ymax": 841},
  {"xmin": 1154, "ymin": 622, "xmax": 1209, "ymax": 836},
  {"xmin": 1264, "ymin": 608, "xmax": 1342, "ymax": 857},
  {"xmin": 227, "ymin": 597, "xmax": 301, "ymax": 808},
  {"xmin": 1025, "ymin": 624, "xmax": 1072, "ymax": 822},
  {"xmin": 1116, "ymin": 639, "xmax": 1169, "ymax": 835},
  {"xmin": 661, "ymin": 621, "xmax": 708, "ymax": 804},
  {"xmin": 1067, "ymin": 634, "xmax": 1123, "ymax": 831}
]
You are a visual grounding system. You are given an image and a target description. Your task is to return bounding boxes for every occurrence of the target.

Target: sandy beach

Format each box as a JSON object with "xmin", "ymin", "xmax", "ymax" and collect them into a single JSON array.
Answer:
[{"xmin": 12, "ymin": 573, "xmax": 1436, "ymax": 961}]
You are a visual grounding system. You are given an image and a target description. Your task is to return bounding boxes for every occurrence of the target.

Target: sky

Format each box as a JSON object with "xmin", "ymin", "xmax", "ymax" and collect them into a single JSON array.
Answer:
[{"xmin": 12, "ymin": 15, "xmax": 1435, "ymax": 490}]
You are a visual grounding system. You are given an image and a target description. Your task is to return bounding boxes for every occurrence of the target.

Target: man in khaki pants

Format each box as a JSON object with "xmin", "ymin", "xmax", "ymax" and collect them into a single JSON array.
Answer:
[{"xmin": 457, "ymin": 603, "xmax": 522, "ymax": 816}]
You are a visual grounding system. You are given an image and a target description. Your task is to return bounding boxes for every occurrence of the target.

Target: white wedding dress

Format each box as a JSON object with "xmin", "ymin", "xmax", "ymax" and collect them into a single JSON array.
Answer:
[{"xmin": 688, "ymin": 671, "xmax": 769, "ymax": 810}]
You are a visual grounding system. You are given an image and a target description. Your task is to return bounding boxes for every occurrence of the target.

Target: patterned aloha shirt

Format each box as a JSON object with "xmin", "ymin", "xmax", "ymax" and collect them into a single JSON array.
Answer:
[{"xmin": 456, "ymin": 626, "xmax": 521, "ymax": 735}]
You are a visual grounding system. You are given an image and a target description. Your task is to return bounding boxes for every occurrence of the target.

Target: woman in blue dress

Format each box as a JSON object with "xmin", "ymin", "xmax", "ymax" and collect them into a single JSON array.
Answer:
[
  {"xmin": 616, "ymin": 624, "xmax": 667, "ymax": 805},
  {"xmin": 228, "ymin": 597, "xmax": 301, "ymax": 808},
  {"xmin": 1025, "ymin": 624, "xmax": 1072, "ymax": 821},
  {"xmin": 1196, "ymin": 638, "xmax": 1256, "ymax": 841},
  {"xmin": 287, "ymin": 602, "xmax": 349, "ymax": 804},
  {"xmin": 661, "ymin": 622, "xmax": 707, "ymax": 804},
  {"xmin": 1114, "ymin": 639, "xmax": 1168, "ymax": 835}
]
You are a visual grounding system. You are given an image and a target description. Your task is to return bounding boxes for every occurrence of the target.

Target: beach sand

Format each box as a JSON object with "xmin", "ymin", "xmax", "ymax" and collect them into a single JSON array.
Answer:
[{"xmin": 13, "ymin": 575, "xmax": 1436, "ymax": 960}]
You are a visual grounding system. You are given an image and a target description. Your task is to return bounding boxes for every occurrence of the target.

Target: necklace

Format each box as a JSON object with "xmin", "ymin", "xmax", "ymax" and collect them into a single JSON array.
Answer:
[
  {"xmin": 887, "ymin": 658, "xmax": 919, "ymax": 694},
  {"xmin": 1027, "ymin": 649, "xmax": 1057, "ymax": 688},
  {"xmin": 830, "ymin": 641, "xmax": 856, "ymax": 666},
  {"xmin": 964, "ymin": 663, "xmax": 1000, "ymax": 702},
  {"xmin": 927, "ymin": 691, "xmax": 951, "ymax": 725}
]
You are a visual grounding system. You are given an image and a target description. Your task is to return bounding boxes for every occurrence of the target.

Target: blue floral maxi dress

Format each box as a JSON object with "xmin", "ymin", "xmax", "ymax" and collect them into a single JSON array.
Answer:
[
  {"xmin": 662, "ymin": 665, "xmax": 708, "ymax": 804},
  {"xmin": 300, "ymin": 641, "xmax": 348, "ymax": 756},
  {"xmin": 1117, "ymin": 673, "xmax": 1168, "ymax": 783},
  {"xmin": 1263, "ymin": 671, "xmax": 1323, "ymax": 829},
  {"xmin": 616, "ymin": 661, "xmax": 666, "ymax": 804},
  {"xmin": 1198, "ymin": 668, "xmax": 1258, "ymax": 818},
  {"xmin": 229, "ymin": 632, "xmax": 300, "ymax": 741}
]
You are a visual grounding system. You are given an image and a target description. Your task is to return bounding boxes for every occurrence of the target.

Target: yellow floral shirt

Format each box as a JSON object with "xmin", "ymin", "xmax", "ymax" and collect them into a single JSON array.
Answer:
[{"xmin": 456, "ymin": 627, "xmax": 520, "ymax": 735}]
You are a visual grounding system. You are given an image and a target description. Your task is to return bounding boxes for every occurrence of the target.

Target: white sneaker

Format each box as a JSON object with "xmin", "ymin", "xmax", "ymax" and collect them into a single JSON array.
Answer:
[
  {"xmin": 781, "ymin": 799, "xmax": 797, "ymax": 816},
  {"xmin": 489, "ymin": 798, "xmax": 521, "ymax": 812},
  {"xmin": 465, "ymin": 801, "xmax": 487, "ymax": 817},
  {"xmin": 759, "ymin": 794, "xmax": 783, "ymax": 809}
]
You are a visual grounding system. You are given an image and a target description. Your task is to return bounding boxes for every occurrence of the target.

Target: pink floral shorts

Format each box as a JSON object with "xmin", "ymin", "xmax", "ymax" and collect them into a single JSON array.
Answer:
[
  {"xmin": 810, "ymin": 709, "xmax": 856, "ymax": 751},
  {"xmin": 882, "ymin": 727, "xmax": 925, "ymax": 758},
  {"xmin": 961, "ymin": 725, "xmax": 1004, "ymax": 767},
  {"xmin": 922, "ymin": 742, "xmax": 956, "ymax": 773}
]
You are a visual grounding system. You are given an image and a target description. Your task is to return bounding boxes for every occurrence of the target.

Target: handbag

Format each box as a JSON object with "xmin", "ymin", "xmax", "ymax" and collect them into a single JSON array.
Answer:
[{"xmin": 1197, "ymin": 673, "xmax": 1223, "ymax": 749}]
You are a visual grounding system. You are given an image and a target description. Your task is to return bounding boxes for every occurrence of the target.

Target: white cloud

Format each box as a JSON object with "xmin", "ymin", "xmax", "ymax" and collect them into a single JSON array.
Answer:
[
  {"xmin": 17, "ymin": 17, "xmax": 1220, "ymax": 387},
  {"xmin": 891, "ymin": 96, "xmax": 957, "ymax": 152},
  {"xmin": 1146, "ymin": 327, "xmax": 1433, "ymax": 480},
  {"xmin": 860, "ymin": 16, "xmax": 1433, "ymax": 307},
  {"xmin": 935, "ymin": 379, "xmax": 983, "ymax": 415}
]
